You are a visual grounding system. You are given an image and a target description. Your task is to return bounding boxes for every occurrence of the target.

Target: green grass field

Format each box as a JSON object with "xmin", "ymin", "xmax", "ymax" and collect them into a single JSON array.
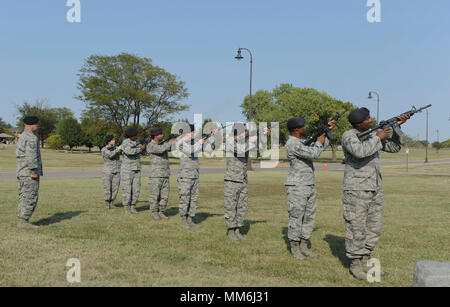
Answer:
[{"xmin": 0, "ymin": 167, "xmax": 449, "ymax": 286}]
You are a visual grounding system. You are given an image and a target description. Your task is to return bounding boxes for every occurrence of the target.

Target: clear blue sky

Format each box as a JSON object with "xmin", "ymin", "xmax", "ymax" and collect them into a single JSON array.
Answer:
[{"xmin": 1, "ymin": 0, "xmax": 449, "ymax": 141}]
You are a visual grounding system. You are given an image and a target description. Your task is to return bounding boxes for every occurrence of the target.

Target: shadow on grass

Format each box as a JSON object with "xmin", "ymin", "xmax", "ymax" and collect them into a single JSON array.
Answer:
[
  {"xmin": 194, "ymin": 212, "xmax": 223, "ymax": 224},
  {"xmin": 164, "ymin": 207, "xmax": 180, "ymax": 217},
  {"xmin": 324, "ymin": 234, "xmax": 350, "ymax": 268},
  {"xmin": 241, "ymin": 220, "xmax": 267, "ymax": 235},
  {"xmin": 35, "ymin": 211, "xmax": 86, "ymax": 226}
]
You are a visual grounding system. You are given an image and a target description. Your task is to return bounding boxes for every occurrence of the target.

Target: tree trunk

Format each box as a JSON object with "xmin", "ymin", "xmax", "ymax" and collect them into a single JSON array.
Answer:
[{"xmin": 332, "ymin": 145, "xmax": 337, "ymax": 161}]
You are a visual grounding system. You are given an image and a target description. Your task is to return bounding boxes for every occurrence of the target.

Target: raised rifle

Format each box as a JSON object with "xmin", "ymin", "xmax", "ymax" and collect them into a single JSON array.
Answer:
[
  {"xmin": 303, "ymin": 110, "xmax": 348, "ymax": 146},
  {"xmin": 357, "ymin": 104, "xmax": 432, "ymax": 141},
  {"xmin": 158, "ymin": 134, "xmax": 179, "ymax": 145}
]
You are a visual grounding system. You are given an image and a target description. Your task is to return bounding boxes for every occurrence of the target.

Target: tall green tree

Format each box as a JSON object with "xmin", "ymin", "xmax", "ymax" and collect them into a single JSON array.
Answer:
[
  {"xmin": 80, "ymin": 109, "xmax": 114, "ymax": 151},
  {"xmin": 16, "ymin": 99, "xmax": 59, "ymax": 148},
  {"xmin": 76, "ymin": 53, "xmax": 190, "ymax": 137},
  {"xmin": 56, "ymin": 118, "xmax": 85, "ymax": 151}
]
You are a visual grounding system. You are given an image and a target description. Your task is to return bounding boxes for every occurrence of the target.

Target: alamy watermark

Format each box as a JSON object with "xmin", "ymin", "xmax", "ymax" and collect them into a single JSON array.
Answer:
[
  {"xmin": 66, "ymin": 258, "xmax": 81, "ymax": 283},
  {"xmin": 366, "ymin": 0, "xmax": 381, "ymax": 23},
  {"xmin": 66, "ymin": 0, "xmax": 81, "ymax": 23},
  {"xmin": 366, "ymin": 258, "xmax": 382, "ymax": 283}
]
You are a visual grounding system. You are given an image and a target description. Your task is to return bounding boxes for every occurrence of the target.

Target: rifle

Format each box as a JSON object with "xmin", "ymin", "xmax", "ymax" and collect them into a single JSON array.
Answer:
[
  {"xmin": 202, "ymin": 123, "xmax": 235, "ymax": 139},
  {"xmin": 303, "ymin": 110, "xmax": 348, "ymax": 146},
  {"xmin": 357, "ymin": 104, "xmax": 432, "ymax": 141},
  {"xmin": 158, "ymin": 134, "xmax": 179, "ymax": 145}
]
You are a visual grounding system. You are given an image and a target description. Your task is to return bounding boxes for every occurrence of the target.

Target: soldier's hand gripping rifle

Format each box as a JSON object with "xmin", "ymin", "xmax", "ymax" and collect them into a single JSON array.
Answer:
[
  {"xmin": 303, "ymin": 110, "xmax": 348, "ymax": 146},
  {"xmin": 357, "ymin": 104, "xmax": 432, "ymax": 141}
]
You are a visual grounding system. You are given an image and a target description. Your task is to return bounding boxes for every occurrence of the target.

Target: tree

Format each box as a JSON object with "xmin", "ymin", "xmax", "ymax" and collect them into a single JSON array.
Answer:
[
  {"xmin": 442, "ymin": 139, "xmax": 450, "ymax": 148},
  {"xmin": 76, "ymin": 53, "xmax": 190, "ymax": 137},
  {"xmin": 241, "ymin": 84, "xmax": 356, "ymax": 160},
  {"xmin": 80, "ymin": 109, "xmax": 114, "ymax": 151},
  {"xmin": 56, "ymin": 118, "xmax": 85, "ymax": 150},
  {"xmin": 0, "ymin": 117, "xmax": 12, "ymax": 134},
  {"xmin": 432, "ymin": 141, "xmax": 444, "ymax": 152},
  {"xmin": 47, "ymin": 134, "xmax": 64, "ymax": 150},
  {"xmin": 16, "ymin": 99, "xmax": 59, "ymax": 148},
  {"xmin": 53, "ymin": 107, "xmax": 75, "ymax": 122}
]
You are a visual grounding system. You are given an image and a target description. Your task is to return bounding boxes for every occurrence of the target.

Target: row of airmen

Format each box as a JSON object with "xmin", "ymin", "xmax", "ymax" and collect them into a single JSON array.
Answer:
[{"xmin": 16, "ymin": 108, "xmax": 410, "ymax": 281}]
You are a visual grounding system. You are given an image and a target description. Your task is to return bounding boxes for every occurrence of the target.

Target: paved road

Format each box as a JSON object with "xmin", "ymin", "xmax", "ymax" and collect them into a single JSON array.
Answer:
[{"xmin": 1, "ymin": 159, "xmax": 449, "ymax": 180}]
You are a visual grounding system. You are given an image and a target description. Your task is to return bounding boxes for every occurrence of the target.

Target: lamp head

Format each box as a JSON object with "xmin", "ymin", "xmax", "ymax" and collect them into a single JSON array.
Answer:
[{"xmin": 235, "ymin": 49, "xmax": 243, "ymax": 60}]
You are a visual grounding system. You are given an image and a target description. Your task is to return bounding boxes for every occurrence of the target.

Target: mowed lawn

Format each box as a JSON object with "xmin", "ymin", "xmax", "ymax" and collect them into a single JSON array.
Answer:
[{"xmin": 0, "ymin": 169, "xmax": 449, "ymax": 287}]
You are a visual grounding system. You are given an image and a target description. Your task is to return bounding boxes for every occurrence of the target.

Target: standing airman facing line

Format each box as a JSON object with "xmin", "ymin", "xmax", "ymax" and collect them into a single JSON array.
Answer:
[
  {"xmin": 342, "ymin": 108, "xmax": 409, "ymax": 280},
  {"xmin": 147, "ymin": 128, "xmax": 175, "ymax": 221},
  {"xmin": 16, "ymin": 116, "xmax": 43, "ymax": 229},
  {"xmin": 285, "ymin": 116, "xmax": 336, "ymax": 260},
  {"xmin": 121, "ymin": 128, "xmax": 146, "ymax": 214},
  {"xmin": 101, "ymin": 135, "xmax": 122, "ymax": 209}
]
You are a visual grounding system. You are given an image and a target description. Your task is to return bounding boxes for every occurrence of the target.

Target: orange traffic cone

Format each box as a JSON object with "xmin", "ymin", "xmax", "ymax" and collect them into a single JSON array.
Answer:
[
  {"xmin": 324, "ymin": 164, "xmax": 328, "ymax": 171},
  {"xmin": 275, "ymin": 162, "xmax": 279, "ymax": 169}
]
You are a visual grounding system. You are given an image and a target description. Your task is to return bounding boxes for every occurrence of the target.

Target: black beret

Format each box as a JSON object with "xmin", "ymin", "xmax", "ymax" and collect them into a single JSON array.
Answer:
[
  {"xmin": 150, "ymin": 128, "xmax": 163, "ymax": 137},
  {"xmin": 348, "ymin": 107, "xmax": 370, "ymax": 125},
  {"xmin": 232, "ymin": 123, "xmax": 246, "ymax": 135},
  {"xmin": 287, "ymin": 117, "xmax": 306, "ymax": 130},
  {"xmin": 125, "ymin": 128, "xmax": 138, "ymax": 138},
  {"xmin": 105, "ymin": 135, "xmax": 114, "ymax": 144},
  {"xmin": 23, "ymin": 116, "xmax": 39, "ymax": 125}
]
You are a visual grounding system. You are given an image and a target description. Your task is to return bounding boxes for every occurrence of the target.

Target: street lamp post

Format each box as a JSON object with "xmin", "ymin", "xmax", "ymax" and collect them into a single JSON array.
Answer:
[
  {"xmin": 235, "ymin": 47, "xmax": 254, "ymax": 170},
  {"xmin": 368, "ymin": 91, "xmax": 380, "ymax": 123},
  {"xmin": 425, "ymin": 109, "xmax": 429, "ymax": 163}
]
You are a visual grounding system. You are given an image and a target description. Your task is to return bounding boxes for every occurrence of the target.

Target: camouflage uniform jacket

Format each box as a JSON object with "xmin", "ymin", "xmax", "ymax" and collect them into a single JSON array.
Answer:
[
  {"xmin": 16, "ymin": 130, "xmax": 43, "ymax": 178},
  {"xmin": 224, "ymin": 136, "xmax": 260, "ymax": 183},
  {"xmin": 285, "ymin": 136, "xmax": 328, "ymax": 186},
  {"xmin": 176, "ymin": 137, "xmax": 215, "ymax": 179},
  {"xmin": 121, "ymin": 138, "xmax": 143, "ymax": 171},
  {"xmin": 147, "ymin": 140, "xmax": 172, "ymax": 178},
  {"xmin": 101, "ymin": 145, "xmax": 121, "ymax": 174},
  {"xmin": 342, "ymin": 126, "xmax": 404, "ymax": 191}
]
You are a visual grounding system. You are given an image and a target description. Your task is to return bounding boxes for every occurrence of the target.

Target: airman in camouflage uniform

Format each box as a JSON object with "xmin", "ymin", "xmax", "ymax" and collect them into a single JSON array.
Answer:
[
  {"xmin": 121, "ymin": 128, "xmax": 146, "ymax": 214},
  {"xmin": 16, "ymin": 116, "xmax": 43, "ymax": 229},
  {"xmin": 101, "ymin": 135, "xmax": 122, "ymax": 209},
  {"xmin": 147, "ymin": 128, "xmax": 175, "ymax": 221},
  {"xmin": 223, "ymin": 123, "xmax": 268, "ymax": 241},
  {"xmin": 342, "ymin": 107, "xmax": 410, "ymax": 280},
  {"xmin": 176, "ymin": 124, "xmax": 215, "ymax": 229},
  {"xmin": 285, "ymin": 116, "xmax": 336, "ymax": 260}
]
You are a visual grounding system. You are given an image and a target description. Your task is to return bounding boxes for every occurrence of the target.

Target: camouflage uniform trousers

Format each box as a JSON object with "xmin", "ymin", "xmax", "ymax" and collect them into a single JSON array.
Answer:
[
  {"xmin": 342, "ymin": 189, "xmax": 384, "ymax": 260},
  {"xmin": 102, "ymin": 172, "xmax": 121, "ymax": 203},
  {"xmin": 224, "ymin": 180, "xmax": 248, "ymax": 229},
  {"xmin": 178, "ymin": 178, "xmax": 199, "ymax": 217},
  {"xmin": 286, "ymin": 185, "xmax": 317, "ymax": 241},
  {"xmin": 121, "ymin": 170, "xmax": 141, "ymax": 206},
  {"xmin": 149, "ymin": 177, "xmax": 170, "ymax": 213},
  {"xmin": 18, "ymin": 176, "xmax": 40, "ymax": 220}
]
